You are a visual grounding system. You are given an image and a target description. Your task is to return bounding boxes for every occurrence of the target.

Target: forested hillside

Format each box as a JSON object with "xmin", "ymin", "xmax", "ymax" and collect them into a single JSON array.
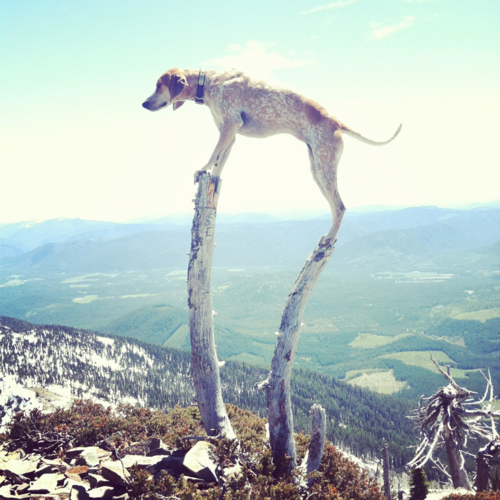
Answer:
[{"xmin": 0, "ymin": 315, "xmax": 416, "ymax": 469}]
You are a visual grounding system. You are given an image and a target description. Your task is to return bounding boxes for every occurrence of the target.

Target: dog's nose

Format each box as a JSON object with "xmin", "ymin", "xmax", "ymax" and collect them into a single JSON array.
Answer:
[{"xmin": 142, "ymin": 101, "xmax": 150, "ymax": 110}]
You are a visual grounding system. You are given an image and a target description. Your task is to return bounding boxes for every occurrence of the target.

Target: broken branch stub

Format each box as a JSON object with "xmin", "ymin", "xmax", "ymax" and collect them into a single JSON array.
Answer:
[
  {"xmin": 188, "ymin": 172, "xmax": 235, "ymax": 439},
  {"xmin": 260, "ymin": 238, "xmax": 335, "ymax": 476},
  {"xmin": 304, "ymin": 404, "xmax": 327, "ymax": 477}
]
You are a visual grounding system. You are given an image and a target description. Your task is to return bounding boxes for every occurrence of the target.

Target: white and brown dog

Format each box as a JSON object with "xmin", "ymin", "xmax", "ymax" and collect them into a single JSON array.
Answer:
[{"xmin": 143, "ymin": 68, "xmax": 401, "ymax": 242}]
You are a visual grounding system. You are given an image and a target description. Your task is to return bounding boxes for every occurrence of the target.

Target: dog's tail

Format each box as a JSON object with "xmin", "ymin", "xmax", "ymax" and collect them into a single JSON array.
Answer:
[{"xmin": 341, "ymin": 123, "xmax": 402, "ymax": 146}]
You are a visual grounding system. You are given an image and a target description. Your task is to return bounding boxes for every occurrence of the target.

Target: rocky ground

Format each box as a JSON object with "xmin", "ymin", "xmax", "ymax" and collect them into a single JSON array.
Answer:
[{"xmin": 0, "ymin": 435, "xmax": 227, "ymax": 499}]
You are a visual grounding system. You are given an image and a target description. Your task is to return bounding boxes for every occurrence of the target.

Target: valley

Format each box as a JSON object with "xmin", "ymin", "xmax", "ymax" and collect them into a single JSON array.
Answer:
[{"xmin": 0, "ymin": 206, "xmax": 498, "ymax": 401}]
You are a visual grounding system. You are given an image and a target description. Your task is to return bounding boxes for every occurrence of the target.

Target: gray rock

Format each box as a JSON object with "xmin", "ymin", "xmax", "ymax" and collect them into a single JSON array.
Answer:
[
  {"xmin": 121, "ymin": 454, "xmax": 167, "ymax": 473},
  {"xmin": 0, "ymin": 483, "xmax": 30, "ymax": 499},
  {"xmin": 89, "ymin": 486, "xmax": 115, "ymax": 499},
  {"xmin": 66, "ymin": 447, "xmax": 91, "ymax": 459},
  {"xmin": 88, "ymin": 473, "xmax": 102, "ymax": 488},
  {"xmin": 111, "ymin": 494, "xmax": 129, "ymax": 500},
  {"xmin": 1, "ymin": 459, "xmax": 38, "ymax": 481},
  {"xmin": 69, "ymin": 483, "xmax": 91, "ymax": 500},
  {"xmin": 28, "ymin": 472, "xmax": 58, "ymax": 493},
  {"xmin": 41, "ymin": 457, "xmax": 71, "ymax": 470},
  {"xmin": 122, "ymin": 437, "xmax": 163, "ymax": 457},
  {"xmin": 146, "ymin": 442, "xmax": 173, "ymax": 457},
  {"xmin": 88, "ymin": 472, "xmax": 113, "ymax": 488},
  {"xmin": 76, "ymin": 449, "xmax": 99, "ymax": 467},
  {"xmin": 182, "ymin": 441, "xmax": 218, "ymax": 483},
  {"xmin": 16, "ymin": 483, "xmax": 30, "ymax": 494},
  {"xmin": 101, "ymin": 462, "xmax": 130, "ymax": 487},
  {"xmin": 33, "ymin": 463, "xmax": 53, "ymax": 477}
]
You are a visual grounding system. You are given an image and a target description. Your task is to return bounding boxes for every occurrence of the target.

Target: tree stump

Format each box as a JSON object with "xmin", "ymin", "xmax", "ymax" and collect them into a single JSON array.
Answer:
[
  {"xmin": 187, "ymin": 172, "xmax": 235, "ymax": 439},
  {"xmin": 301, "ymin": 404, "xmax": 327, "ymax": 483}
]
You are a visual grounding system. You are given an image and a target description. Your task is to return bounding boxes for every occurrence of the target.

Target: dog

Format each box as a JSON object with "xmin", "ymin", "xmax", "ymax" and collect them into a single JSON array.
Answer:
[{"xmin": 142, "ymin": 68, "xmax": 401, "ymax": 243}]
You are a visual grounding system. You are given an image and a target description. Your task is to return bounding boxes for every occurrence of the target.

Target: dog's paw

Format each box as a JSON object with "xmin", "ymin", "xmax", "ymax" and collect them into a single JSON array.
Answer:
[{"xmin": 318, "ymin": 235, "xmax": 335, "ymax": 247}]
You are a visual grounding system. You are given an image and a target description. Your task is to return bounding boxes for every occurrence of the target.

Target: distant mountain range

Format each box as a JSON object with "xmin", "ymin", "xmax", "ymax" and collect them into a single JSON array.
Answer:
[{"xmin": 1, "ymin": 206, "xmax": 498, "ymax": 273}]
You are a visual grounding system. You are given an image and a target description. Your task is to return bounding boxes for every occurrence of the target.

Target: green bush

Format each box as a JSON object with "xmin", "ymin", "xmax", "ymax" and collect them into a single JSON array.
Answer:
[{"xmin": 409, "ymin": 467, "xmax": 430, "ymax": 500}]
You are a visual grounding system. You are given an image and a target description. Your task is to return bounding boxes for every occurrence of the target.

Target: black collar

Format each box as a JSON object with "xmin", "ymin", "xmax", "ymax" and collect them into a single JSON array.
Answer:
[{"xmin": 195, "ymin": 70, "xmax": 205, "ymax": 105}]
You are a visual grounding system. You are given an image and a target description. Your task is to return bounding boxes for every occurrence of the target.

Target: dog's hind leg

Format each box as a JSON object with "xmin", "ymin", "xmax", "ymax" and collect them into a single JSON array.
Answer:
[{"xmin": 308, "ymin": 129, "xmax": 346, "ymax": 245}]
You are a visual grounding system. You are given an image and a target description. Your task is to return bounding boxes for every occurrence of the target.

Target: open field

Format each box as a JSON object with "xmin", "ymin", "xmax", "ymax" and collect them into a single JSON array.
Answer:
[
  {"xmin": 453, "ymin": 307, "xmax": 500, "ymax": 322},
  {"xmin": 346, "ymin": 369, "xmax": 409, "ymax": 394},
  {"xmin": 378, "ymin": 350, "xmax": 473, "ymax": 378},
  {"xmin": 349, "ymin": 333, "xmax": 412, "ymax": 349}
]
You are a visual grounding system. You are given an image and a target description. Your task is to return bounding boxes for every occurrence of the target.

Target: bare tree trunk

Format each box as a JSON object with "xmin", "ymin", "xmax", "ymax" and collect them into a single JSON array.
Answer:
[
  {"xmin": 476, "ymin": 437, "xmax": 500, "ymax": 492},
  {"xmin": 188, "ymin": 172, "xmax": 235, "ymax": 439},
  {"xmin": 443, "ymin": 426, "xmax": 471, "ymax": 490},
  {"xmin": 258, "ymin": 238, "xmax": 336, "ymax": 476},
  {"xmin": 382, "ymin": 441, "xmax": 392, "ymax": 500},
  {"xmin": 302, "ymin": 404, "xmax": 327, "ymax": 480}
]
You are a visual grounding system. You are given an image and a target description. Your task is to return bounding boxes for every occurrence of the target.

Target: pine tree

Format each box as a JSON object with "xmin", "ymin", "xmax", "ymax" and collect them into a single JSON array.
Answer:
[{"xmin": 409, "ymin": 467, "xmax": 429, "ymax": 500}]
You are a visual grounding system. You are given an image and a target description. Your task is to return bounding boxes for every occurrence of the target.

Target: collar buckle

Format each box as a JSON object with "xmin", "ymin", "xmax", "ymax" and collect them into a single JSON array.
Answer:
[{"xmin": 195, "ymin": 70, "xmax": 205, "ymax": 105}]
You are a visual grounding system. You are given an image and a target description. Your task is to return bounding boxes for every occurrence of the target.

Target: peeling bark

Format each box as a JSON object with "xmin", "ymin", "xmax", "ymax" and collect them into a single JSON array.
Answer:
[
  {"xmin": 188, "ymin": 172, "xmax": 235, "ymax": 439},
  {"xmin": 258, "ymin": 237, "xmax": 336, "ymax": 476},
  {"xmin": 443, "ymin": 425, "xmax": 471, "ymax": 490}
]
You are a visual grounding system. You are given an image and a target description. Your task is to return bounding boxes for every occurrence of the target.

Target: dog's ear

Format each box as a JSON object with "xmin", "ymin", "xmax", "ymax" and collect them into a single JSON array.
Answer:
[
  {"xmin": 173, "ymin": 101, "xmax": 185, "ymax": 111},
  {"xmin": 169, "ymin": 73, "xmax": 188, "ymax": 101}
]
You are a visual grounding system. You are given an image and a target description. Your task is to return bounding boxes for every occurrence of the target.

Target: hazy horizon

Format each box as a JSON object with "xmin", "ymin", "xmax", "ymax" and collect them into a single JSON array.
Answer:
[
  {"xmin": 1, "ymin": 1, "xmax": 499, "ymax": 224},
  {"xmin": 1, "ymin": 199, "xmax": 499, "ymax": 227}
]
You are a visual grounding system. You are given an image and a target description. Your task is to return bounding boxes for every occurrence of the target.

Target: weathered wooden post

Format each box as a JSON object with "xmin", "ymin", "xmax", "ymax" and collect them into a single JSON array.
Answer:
[
  {"xmin": 257, "ymin": 237, "xmax": 337, "ymax": 476},
  {"xmin": 301, "ymin": 404, "xmax": 327, "ymax": 483},
  {"xmin": 188, "ymin": 172, "xmax": 235, "ymax": 439}
]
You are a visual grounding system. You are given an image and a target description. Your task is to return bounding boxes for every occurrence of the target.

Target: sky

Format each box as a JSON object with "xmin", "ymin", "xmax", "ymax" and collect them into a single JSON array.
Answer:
[{"xmin": 1, "ymin": 0, "xmax": 499, "ymax": 224}]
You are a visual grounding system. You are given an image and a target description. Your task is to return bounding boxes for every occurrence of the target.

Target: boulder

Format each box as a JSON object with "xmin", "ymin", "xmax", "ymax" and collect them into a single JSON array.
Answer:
[
  {"xmin": 182, "ymin": 441, "xmax": 218, "ymax": 483},
  {"xmin": 33, "ymin": 463, "xmax": 53, "ymax": 477},
  {"xmin": 88, "ymin": 473, "xmax": 112, "ymax": 489},
  {"xmin": 41, "ymin": 457, "xmax": 71, "ymax": 470},
  {"xmin": 66, "ymin": 447, "xmax": 92, "ymax": 459},
  {"xmin": 67, "ymin": 465, "xmax": 89, "ymax": 476},
  {"xmin": 122, "ymin": 438, "xmax": 163, "ymax": 457},
  {"xmin": 1, "ymin": 459, "xmax": 38, "ymax": 481},
  {"xmin": 77, "ymin": 448, "xmax": 100, "ymax": 467},
  {"xmin": 121, "ymin": 455, "xmax": 167, "ymax": 473},
  {"xmin": 27, "ymin": 473, "xmax": 58, "ymax": 494},
  {"xmin": 69, "ymin": 483, "xmax": 91, "ymax": 500},
  {"xmin": 146, "ymin": 442, "xmax": 173, "ymax": 457},
  {"xmin": 0, "ymin": 483, "xmax": 29, "ymax": 499},
  {"xmin": 101, "ymin": 462, "xmax": 130, "ymax": 487},
  {"xmin": 89, "ymin": 486, "xmax": 115, "ymax": 499}
]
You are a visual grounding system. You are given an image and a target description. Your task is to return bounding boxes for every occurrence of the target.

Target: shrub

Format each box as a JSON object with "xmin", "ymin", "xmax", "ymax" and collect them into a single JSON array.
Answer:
[
  {"xmin": 441, "ymin": 493, "xmax": 500, "ymax": 500},
  {"xmin": 409, "ymin": 467, "xmax": 430, "ymax": 500}
]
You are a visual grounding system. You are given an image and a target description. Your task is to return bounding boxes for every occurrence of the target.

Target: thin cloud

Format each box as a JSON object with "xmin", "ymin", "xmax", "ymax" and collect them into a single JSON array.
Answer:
[
  {"xmin": 207, "ymin": 41, "xmax": 316, "ymax": 80},
  {"xmin": 369, "ymin": 16, "xmax": 416, "ymax": 40},
  {"xmin": 301, "ymin": 0, "xmax": 357, "ymax": 15}
]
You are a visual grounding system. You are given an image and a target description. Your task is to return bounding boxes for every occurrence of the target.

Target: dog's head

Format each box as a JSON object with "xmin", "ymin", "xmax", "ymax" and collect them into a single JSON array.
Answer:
[{"xmin": 142, "ymin": 68, "xmax": 188, "ymax": 112}]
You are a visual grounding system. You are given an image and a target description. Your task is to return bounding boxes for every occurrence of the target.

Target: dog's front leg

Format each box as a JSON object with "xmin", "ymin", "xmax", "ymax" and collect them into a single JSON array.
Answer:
[{"xmin": 195, "ymin": 119, "xmax": 242, "ymax": 182}]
